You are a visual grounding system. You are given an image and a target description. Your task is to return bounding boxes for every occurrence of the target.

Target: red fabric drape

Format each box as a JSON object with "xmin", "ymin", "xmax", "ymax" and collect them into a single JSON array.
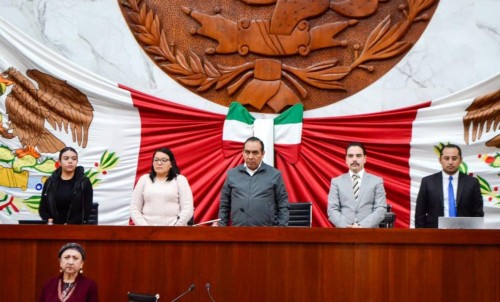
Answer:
[
  {"xmin": 126, "ymin": 84, "xmax": 431, "ymax": 227},
  {"xmin": 277, "ymin": 102, "xmax": 432, "ymax": 227},
  {"xmin": 124, "ymin": 86, "xmax": 232, "ymax": 224}
]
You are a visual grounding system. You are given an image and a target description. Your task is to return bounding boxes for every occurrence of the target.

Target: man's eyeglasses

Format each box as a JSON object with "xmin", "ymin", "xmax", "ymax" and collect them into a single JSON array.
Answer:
[{"xmin": 153, "ymin": 158, "xmax": 170, "ymax": 164}]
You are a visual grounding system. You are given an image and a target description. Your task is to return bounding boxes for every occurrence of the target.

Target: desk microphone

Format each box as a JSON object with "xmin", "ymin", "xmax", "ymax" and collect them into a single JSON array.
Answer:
[
  {"xmin": 193, "ymin": 218, "xmax": 221, "ymax": 226},
  {"xmin": 171, "ymin": 283, "xmax": 195, "ymax": 302},
  {"xmin": 173, "ymin": 216, "xmax": 180, "ymax": 226},
  {"xmin": 205, "ymin": 283, "xmax": 216, "ymax": 302},
  {"xmin": 239, "ymin": 208, "xmax": 259, "ymax": 225}
]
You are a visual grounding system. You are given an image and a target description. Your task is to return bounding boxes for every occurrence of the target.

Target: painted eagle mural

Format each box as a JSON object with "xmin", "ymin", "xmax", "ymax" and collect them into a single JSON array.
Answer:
[{"xmin": 0, "ymin": 68, "xmax": 94, "ymax": 158}]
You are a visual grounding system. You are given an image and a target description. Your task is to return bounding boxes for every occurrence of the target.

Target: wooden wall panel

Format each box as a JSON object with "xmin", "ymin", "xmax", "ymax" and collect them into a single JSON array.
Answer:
[
  {"xmin": 0, "ymin": 226, "xmax": 498, "ymax": 302},
  {"xmin": 0, "ymin": 241, "xmax": 37, "ymax": 301}
]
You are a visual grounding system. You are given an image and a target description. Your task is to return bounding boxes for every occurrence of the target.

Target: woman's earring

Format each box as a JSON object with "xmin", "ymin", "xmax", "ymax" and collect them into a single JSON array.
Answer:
[{"xmin": 79, "ymin": 269, "xmax": 83, "ymax": 274}]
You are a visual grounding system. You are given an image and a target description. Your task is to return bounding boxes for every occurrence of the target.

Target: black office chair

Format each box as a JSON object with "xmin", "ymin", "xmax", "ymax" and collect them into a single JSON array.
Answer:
[
  {"xmin": 128, "ymin": 292, "xmax": 160, "ymax": 302},
  {"xmin": 288, "ymin": 202, "xmax": 312, "ymax": 227},
  {"xmin": 379, "ymin": 204, "xmax": 396, "ymax": 228},
  {"xmin": 187, "ymin": 207, "xmax": 195, "ymax": 226},
  {"xmin": 86, "ymin": 202, "xmax": 99, "ymax": 225}
]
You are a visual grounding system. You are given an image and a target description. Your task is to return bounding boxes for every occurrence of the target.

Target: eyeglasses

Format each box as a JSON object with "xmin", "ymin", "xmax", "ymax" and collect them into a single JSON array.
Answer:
[{"xmin": 153, "ymin": 158, "xmax": 170, "ymax": 164}]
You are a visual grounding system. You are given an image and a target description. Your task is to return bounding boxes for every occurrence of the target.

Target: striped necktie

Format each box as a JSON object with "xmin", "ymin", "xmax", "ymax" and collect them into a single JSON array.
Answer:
[{"xmin": 352, "ymin": 174, "xmax": 359, "ymax": 201}]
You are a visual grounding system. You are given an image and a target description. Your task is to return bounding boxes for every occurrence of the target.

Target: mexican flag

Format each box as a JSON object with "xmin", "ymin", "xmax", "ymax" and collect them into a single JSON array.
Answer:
[
  {"xmin": 222, "ymin": 102, "xmax": 303, "ymax": 165},
  {"xmin": 1, "ymin": 18, "xmax": 499, "ymax": 227}
]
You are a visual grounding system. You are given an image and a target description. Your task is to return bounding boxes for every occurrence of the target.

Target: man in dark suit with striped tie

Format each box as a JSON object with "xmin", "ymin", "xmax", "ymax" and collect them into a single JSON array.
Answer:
[
  {"xmin": 415, "ymin": 144, "xmax": 484, "ymax": 228},
  {"xmin": 327, "ymin": 142, "xmax": 387, "ymax": 228}
]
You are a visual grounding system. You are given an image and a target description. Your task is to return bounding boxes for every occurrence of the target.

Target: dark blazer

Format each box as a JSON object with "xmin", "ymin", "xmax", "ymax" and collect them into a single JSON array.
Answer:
[
  {"xmin": 39, "ymin": 166, "xmax": 93, "ymax": 224},
  {"xmin": 415, "ymin": 171, "xmax": 484, "ymax": 228}
]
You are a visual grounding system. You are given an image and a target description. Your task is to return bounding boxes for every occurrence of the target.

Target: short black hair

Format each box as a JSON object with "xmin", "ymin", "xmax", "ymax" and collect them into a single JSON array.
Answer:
[
  {"xmin": 244, "ymin": 137, "xmax": 264, "ymax": 152},
  {"xmin": 58, "ymin": 242, "xmax": 86, "ymax": 260},
  {"xmin": 59, "ymin": 146, "xmax": 78, "ymax": 161},
  {"xmin": 345, "ymin": 142, "xmax": 366, "ymax": 156},
  {"xmin": 440, "ymin": 144, "xmax": 462, "ymax": 158}
]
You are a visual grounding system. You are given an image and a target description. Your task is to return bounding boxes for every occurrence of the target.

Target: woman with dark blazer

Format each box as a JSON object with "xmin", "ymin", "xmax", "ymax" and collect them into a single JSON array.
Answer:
[{"xmin": 39, "ymin": 147, "xmax": 93, "ymax": 224}]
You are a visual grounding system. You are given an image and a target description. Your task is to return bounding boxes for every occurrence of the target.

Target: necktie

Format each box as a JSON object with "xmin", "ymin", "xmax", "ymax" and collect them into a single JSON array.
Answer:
[
  {"xmin": 352, "ymin": 174, "xmax": 359, "ymax": 201},
  {"xmin": 448, "ymin": 176, "xmax": 456, "ymax": 217}
]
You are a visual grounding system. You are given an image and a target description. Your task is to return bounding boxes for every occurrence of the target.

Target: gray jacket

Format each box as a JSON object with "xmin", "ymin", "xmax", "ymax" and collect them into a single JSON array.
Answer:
[
  {"xmin": 327, "ymin": 172, "xmax": 386, "ymax": 228},
  {"xmin": 219, "ymin": 162, "xmax": 289, "ymax": 226}
]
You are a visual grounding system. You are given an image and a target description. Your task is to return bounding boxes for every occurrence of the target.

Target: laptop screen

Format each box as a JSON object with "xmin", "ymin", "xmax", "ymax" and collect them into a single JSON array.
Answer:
[
  {"xmin": 18, "ymin": 220, "xmax": 48, "ymax": 225},
  {"xmin": 438, "ymin": 217, "xmax": 484, "ymax": 229}
]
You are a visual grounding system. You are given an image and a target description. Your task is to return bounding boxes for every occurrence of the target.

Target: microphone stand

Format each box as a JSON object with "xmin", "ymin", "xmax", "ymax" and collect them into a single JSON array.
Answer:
[
  {"xmin": 171, "ymin": 284, "xmax": 195, "ymax": 302},
  {"xmin": 193, "ymin": 218, "xmax": 221, "ymax": 226},
  {"xmin": 81, "ymin": 181, "xmax": 85, "ymax": 224},
  {"xmin": 206, "ymin": 283, "xmax": 216, "ymax": 302}
]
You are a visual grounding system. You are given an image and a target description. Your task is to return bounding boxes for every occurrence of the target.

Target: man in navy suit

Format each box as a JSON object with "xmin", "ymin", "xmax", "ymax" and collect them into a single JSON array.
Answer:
[
  {"xmin": 327, "ymin": 142, "xmax": 387, "ymax": 228},
  {"xmin": 415, "ymin": 144, "xmax": 484, "ymax": 228}
]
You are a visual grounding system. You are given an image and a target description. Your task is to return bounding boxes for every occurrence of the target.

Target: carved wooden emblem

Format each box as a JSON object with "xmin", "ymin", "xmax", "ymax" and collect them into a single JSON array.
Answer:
[
  {"xmin": 119, "ymin": 0, "xmax": 439, "ymax": 113},
  {"xmin": 0, "ymin": 68, "xmax": 94, "ymax": 158},
  {"xmin": 463, "ymin": 89, "xmax": 500, "ymax": 148}
]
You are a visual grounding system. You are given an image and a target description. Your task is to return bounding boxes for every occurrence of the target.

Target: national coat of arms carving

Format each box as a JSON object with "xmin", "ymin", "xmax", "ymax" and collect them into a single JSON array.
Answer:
[{"xmin": 119, "ymin": 0, "xmax": 439, "ymax": 113}]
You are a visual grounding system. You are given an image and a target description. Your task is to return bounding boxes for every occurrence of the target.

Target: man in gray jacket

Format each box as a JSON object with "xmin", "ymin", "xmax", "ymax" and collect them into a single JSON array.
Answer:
[
  {"xmin": 218, "ymin": 137, "xmax": 289, "ymax": 226},
  {"xmin": 327, "ymin": 142, "xmax": 387, "ymax": 228}
]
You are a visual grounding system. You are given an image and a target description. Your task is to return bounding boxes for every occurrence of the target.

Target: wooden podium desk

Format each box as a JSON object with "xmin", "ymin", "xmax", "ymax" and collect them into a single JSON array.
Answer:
[{"xmin": 0, "ymin": 225, "xmax": 498, "ymax": 302}]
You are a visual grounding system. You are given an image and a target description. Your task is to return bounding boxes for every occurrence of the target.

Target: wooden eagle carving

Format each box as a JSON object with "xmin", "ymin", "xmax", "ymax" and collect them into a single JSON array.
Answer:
[
  {"xmin": 240, "ymin": 0, "xmax": 379, "ymax": 35},
  {"xmin": 463, "ymin": 89, "xmax": 500, "ymax": 148},
  {"xmin": 0, "ymin": 67, "xmax": 94, "ymax": 158}
]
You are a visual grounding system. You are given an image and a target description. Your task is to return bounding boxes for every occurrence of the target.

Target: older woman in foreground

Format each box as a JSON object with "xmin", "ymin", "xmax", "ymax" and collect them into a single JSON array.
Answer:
[{"xmin": 38, "ymin": 243, "xmax": 98, "ymax": 302}]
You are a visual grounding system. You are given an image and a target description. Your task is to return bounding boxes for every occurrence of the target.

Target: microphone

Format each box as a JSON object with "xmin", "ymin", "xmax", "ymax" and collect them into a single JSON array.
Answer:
[
  {"xmin": 81, "ymin": 185, "xmax": 85, "ymax": 224},
  {"xmin": 173, "ymin": 216, "xmax": 180, "ymax": 226},
  {"xmin": 205, "ymin": 283, "xmax": 216, "ymax": 302},
  {"xmin": 193, "ymin": 218, "xmax": 221, "ymax": 226},
  {"xmin": 239, "ymin": 208, "xmax": 259, "ymax": 225},
  {"xmin": 171, "ymin": 284, "xmax": 195, "ymax": 302}
]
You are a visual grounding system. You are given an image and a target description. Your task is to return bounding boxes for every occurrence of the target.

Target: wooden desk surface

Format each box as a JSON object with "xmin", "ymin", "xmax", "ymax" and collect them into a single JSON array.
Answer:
[{"xmin": 1, "ymin": 226, "xmax": 499, "ymax": 302}]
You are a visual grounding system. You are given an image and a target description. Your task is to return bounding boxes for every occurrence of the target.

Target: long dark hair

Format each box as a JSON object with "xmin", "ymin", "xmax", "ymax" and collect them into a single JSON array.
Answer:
[
  {"xmin": 148, "ymin": 147, "xmax": 180, "ymax": 182},
  {"xmin": 59, "ymin": 146, "xmax": 78, "ymax": 161}
]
